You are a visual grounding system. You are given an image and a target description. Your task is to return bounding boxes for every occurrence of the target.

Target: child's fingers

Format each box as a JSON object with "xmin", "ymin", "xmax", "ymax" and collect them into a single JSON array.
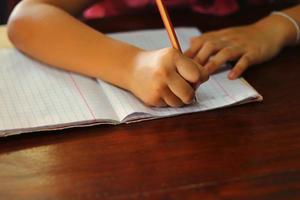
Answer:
[
  {"xmin": 143, "ymin": 96, "xmax": 166, "ymax": 107},
  {"xmin": 185, "ymin": 33, "xmax": 219, "ymax": 58},
  {"xmin": 176, "ymin": 56, "xmax": 203, "ymax": 84},
  {"xmin": 163, "ymin": 88, "xmax": 184, "ymax": 107},
  {"xmin": 167, "ymin": 72, "xmax": 195, "ymax": 104},
  {"xmin": 229, "ymin": 53, "xmax": 255, "ymax": 80},
  {"xmin": 193, "ymin": 41, "xmax": 226, "ymax": 65},
  {"xmin": 205, "ymin": 47, "xmax": 244, "ymax": 74},
  {"xmin": 184, "ymin": 36, "xmax": 205, "ymax": 58}
]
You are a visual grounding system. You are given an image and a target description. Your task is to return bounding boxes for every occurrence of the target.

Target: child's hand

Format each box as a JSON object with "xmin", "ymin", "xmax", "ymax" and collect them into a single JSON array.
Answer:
[
  {"xmin": 185, "ymin": 22, "xmax": 288, "ymax": 80},
  {"xmin": 128, "ymin": 48, "xmax": 209, "ymax": 107}
]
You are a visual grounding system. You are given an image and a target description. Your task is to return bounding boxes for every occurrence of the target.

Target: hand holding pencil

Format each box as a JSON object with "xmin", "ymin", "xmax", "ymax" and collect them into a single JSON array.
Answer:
[
  {"xmin": 126, "ymin": 0, "xmax": 209, "ymax": 107},
  {"xmin": 155, "ymin": 0, "xmax": 208, "ymax": 87}
]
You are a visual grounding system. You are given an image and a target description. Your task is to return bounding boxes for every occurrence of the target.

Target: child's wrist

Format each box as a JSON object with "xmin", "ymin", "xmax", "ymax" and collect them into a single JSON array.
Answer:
[
  {"xmin": 271, "ymin": 11, "xmax": 300, "ymax": 45},
  {"xmin": 254, "ymin": 13, "xmax": 298, "ymax": 48},
  {"xmin": 124, "ymin": 48, "xmax": 147, "ymax": 92}
]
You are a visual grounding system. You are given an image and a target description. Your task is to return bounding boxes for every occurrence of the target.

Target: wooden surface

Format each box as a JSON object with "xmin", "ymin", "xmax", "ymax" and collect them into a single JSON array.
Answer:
[
  {"xmin": 0, "ymin": 25, "xmax": 12, "ymax": 48},
  {"xmin": 1, "ymin": 5, "xmax": 300, "ymax": 200}
]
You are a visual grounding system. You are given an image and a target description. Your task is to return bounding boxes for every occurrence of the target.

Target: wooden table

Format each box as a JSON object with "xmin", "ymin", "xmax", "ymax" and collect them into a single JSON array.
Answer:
[
  {"xmin": 0, "ymin": 25, "xmax": 12, "ymax": 48},
  {"xmin": 1, "ymin": 5, "xmax": 300, "ymax": 200}
]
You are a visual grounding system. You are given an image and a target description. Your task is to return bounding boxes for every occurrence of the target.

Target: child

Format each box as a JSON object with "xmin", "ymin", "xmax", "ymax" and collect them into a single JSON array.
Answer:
[{"xmin": 7, "ymin": 0, "xmax": 300, "ymax": 107}]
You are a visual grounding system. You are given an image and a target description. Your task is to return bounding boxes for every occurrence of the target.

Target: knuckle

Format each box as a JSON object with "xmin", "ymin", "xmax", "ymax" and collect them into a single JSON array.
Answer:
[
  {"xmin": 169, "ymin": 49, "xmax": 181, "ymax": 61},
  {"xmin": 222, "ymin": 48, "xmax": 233, "ymax": 57},
  {"xmin": 164, "ymin": 47, "xmax": 179, "ymax": 57},
  {"xmin": 161, "ymin": 47, "xmax": 181, "ymax": 63},
  {"xmin": 160, "ymin": 47, "xmax": 178, "ymax": 60},
  {"xmin": 152, "ymin": 81, "xmax": 166, "ymax": 95},
  {"xmin": 153, "ymin": 66, "xmax": 171, "ymax": 80},
  {"xmin": 204, "ymin": 41, "xmax": 217, "ymax": 51}
]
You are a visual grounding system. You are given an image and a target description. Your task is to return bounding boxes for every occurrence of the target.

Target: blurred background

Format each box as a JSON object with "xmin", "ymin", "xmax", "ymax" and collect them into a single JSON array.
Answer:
[
  {"xmin": 1, "ymin": 0, "xmax": 19, "ymax": 24},
  {"xmin": 1, "ymin": 0, "xmax": 298, "ymax": 25}
]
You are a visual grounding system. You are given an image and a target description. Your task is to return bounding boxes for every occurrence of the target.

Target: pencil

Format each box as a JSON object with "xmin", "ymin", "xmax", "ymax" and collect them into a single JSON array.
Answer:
[{"xmin": 155, "ymin": 0, "xmax": 182, "ymax": 53}]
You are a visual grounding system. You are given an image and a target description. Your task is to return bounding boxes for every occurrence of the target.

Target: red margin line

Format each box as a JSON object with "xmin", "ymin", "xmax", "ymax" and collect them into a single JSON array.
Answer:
[{"xmin": 69, "ymin": 73, "xmax": 97, "ymax": 120}]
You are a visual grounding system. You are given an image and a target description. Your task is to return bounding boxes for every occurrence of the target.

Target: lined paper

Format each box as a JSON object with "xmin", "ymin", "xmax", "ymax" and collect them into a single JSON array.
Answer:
[
  {"xmin": 0, "ymin": 49, "xmax": 117, "ymax": 135},
  {"xmin": 99, "ymin": 28, "xmax": 262, "ymax": 122},
  {"xmin": 0, "ymin": 27, "xmax": 262, "ymax": 136}
]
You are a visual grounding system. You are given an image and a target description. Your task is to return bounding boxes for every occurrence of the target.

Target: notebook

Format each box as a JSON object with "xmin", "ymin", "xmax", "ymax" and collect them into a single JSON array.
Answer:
[{"xmin": 0, "ymin": 28, "xmax": 262, "ymax": 137}]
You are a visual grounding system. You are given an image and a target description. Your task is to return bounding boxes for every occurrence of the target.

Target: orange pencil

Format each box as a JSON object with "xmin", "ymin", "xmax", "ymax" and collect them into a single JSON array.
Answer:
[{"xmin": 155, "ymin": 0, "xmax": 182, "ymax": 53}]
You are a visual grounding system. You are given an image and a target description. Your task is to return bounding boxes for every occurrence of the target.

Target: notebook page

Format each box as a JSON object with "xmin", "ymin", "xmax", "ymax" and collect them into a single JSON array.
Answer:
[
  {"xmin": 100, "ymin": 70, "xmax": 260, "ymax": 121},
  {"xmin": 98, "ymin": 28, "xmax": 262, "ymax": 121},
  {"xmin": 0, "ymin": 49, "xmax": 117, "ymax": 136}
]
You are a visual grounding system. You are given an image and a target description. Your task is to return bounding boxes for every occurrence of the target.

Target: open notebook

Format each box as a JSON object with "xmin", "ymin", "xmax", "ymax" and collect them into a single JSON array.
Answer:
[{"xmin": 0, "ymin": 28, "xmax": 262, "ymax": 136}]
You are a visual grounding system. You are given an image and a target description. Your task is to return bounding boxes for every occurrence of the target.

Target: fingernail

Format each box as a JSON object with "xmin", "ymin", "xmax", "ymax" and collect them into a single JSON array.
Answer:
[{"xmin": 228, "ymin": 71, "xmax": 236, "ymax": 80}]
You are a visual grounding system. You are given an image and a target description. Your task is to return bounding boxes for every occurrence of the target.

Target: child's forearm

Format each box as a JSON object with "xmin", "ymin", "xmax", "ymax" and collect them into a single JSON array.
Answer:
[{"xmin": 7, "ymin": 1, "xmax": 143, "ymax": 89}]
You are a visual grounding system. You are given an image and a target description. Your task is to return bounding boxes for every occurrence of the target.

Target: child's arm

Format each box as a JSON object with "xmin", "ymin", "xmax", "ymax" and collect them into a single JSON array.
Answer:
[
  {"xmin": 185, "ymin": 5, "xmax": 300, "ymax": 80},
  {"xmin": 8, "ymin": 0, "xmax": 208, "ymax": 107}
]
